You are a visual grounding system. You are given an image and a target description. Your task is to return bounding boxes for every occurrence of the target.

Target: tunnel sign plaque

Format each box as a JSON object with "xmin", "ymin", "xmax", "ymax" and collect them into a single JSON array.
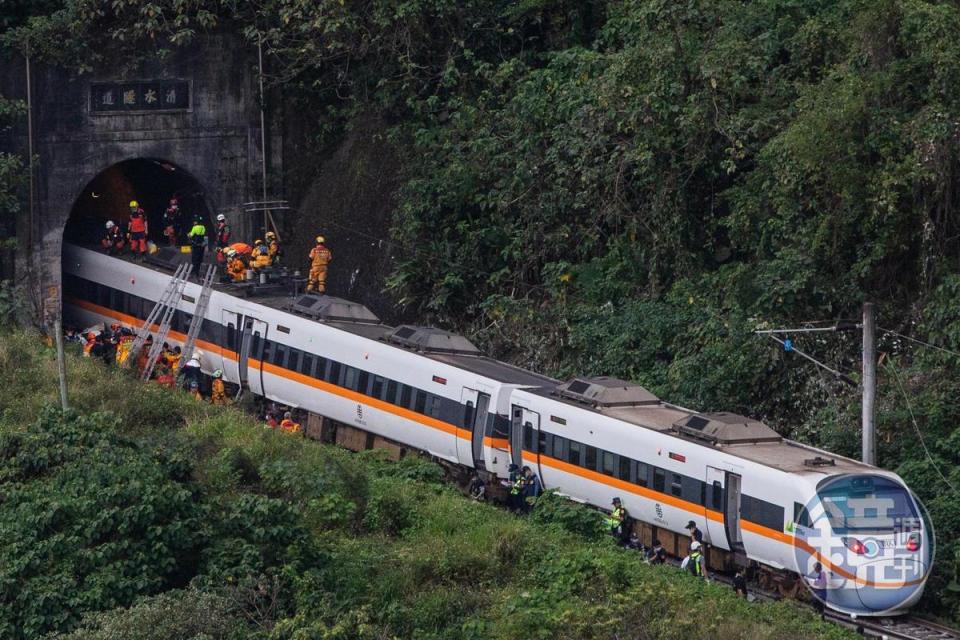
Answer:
[{"xmin": 90, "ymin": 80, "xmax": 189, "ymax": 113}]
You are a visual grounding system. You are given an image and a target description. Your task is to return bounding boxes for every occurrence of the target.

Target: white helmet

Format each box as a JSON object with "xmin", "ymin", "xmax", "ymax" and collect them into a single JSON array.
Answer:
[
  {"xmin": 105, "ymin": 220, "xmax": 115, "ymax": 229},
  {"xmin": 217, "ymin": 214, "xmax": 226, "ymax": 222},
  {"xmin": 192, "ymin": 351, "xmax": 202, "ymax": 361},
  {"xmin": 690, "ymin": 541, "xmax": 701, "ymax": 551}
]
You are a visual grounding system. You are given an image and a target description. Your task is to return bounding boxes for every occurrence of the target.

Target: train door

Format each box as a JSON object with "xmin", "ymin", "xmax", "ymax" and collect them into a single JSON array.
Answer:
[
  {"xmin": 220, "ymin": 311, "xmax": 242, "ymax": 383},
  {"xmin": 239, "ymin": 316, "xmax": 268, "ymax": 396},
  {"xmin": 510, "ymin": 405, "xmax": 539, "ymax": 470},
  {"xmin": 724, "ymin": 473, "xmax": 745, "ymax": 555},
  {"xmin": 458, "ymin": 388, "xmax": 490, "ymax": 469},
  {"xmin": 705, "ymin": 467, "xmax": 729, "ymax": 549}
]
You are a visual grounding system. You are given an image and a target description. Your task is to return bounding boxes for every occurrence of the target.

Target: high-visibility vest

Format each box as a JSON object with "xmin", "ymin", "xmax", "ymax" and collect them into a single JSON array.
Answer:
[
  {"xmin": 607, "ymin": 506, "xmax": 625, "ymax": 529},
  {"xmin": 510, "ymin": 477, "xmax": 523, "ymax": 495},
  {"xmin": 188, "ymin": 223, "xmax": 206, "ymax": 246},
  {"xmin": 689, "ymin": 551, "xmax": 703, "ymax": 576},
  {"xmin": 129, "ymin": 212, "xmax": 146, "ymax": 233}
]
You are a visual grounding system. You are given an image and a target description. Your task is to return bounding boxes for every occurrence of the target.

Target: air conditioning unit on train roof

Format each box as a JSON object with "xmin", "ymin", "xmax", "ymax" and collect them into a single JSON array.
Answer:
[
  {"xmin": 556, "ymin": 376, "xmax": 660, "ymax": 407},
  {"xmin": 672, "ymin": 412, "xmax": 782, "ymax": 446},
  {"xmin": 285, "ymin": 295, "xmax": 380, "ymax": 324},
  {"xmin": 384, "ymin": 325, "xmax": 481, "ymax": 355}
]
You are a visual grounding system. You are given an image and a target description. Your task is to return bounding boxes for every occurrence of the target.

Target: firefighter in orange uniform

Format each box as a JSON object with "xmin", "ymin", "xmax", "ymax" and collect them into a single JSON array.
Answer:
[
  {"xmin": 225, "ymin": 248, "xmax": 248, "ymax": 282},
  {"xmin": 279, "ymin": 411, "xmax": 301, "ymax": 434},
  {"xmin": 306, "ymin": 236, "xmax": 332, "ymax": 294},
  {"xmin": 127, "ymin": 201, "xmax": 148, "ymax": 257},
  {"xmin": 265, "ymin": 231, "xmax": 281, "ymax": 265},
  {"xmin": 210, "ymin": 369, "xmax": 229, "ymax": 406}
]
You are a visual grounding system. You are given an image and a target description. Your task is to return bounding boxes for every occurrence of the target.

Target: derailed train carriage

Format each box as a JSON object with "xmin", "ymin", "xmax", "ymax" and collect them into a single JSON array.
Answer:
[{"xmin": 62, "ymin": 243, "xmax": 933, "ymax": 616}]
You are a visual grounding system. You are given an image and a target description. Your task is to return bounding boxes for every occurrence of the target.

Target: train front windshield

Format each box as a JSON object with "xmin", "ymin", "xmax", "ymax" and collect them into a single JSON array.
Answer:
[{"xmin": 817, "ymin": 475, "xmax": 920, "ymax": 533}]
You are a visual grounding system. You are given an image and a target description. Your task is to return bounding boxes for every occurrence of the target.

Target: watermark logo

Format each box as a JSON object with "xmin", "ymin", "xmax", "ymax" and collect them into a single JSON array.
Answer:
[{"xmin": 793, "ymin": 474, "xmax": 933, "ymax": 615}]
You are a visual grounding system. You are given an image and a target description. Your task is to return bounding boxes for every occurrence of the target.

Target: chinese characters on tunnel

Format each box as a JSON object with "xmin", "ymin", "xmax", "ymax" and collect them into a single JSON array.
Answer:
[{"xmin": 90, "ymin": 81, "xmax": 189, "ymax": 113}]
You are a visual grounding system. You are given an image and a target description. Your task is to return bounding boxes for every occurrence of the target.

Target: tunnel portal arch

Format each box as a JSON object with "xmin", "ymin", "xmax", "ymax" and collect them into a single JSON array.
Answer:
[{"xmin": 64, "ymin": 158, "xmax": 213, "ymax": 248}]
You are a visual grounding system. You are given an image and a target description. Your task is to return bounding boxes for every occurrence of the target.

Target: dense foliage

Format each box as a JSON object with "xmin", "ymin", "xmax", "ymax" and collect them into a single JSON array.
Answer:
[
  {"xmin": 0, "ymin": 333, "xmax": 849, "ymax": 639},
  {"xmin": 6, "ymin": 0, "xmax": 960, "ymax": 624}
]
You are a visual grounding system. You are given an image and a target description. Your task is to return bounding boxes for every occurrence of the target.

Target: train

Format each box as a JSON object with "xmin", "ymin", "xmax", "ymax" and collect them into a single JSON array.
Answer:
[{"xmin": 62, "ymin": 242, "xmax": 933, "ymax": 616}]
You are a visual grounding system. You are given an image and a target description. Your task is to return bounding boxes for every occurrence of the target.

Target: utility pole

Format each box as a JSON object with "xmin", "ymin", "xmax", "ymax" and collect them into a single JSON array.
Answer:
[
  {"xmin": 53, "ymin": 318, "xmax": 69, "ymax": 411},
  {"xmin": 862, "ymin": 302, "xmax": 877, "ymax": 466}
]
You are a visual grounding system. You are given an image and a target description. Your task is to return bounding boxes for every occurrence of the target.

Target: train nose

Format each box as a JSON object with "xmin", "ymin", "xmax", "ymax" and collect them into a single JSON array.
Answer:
[{"xmin": 854, "ymin": 558, "xmax": 927, "ymax": 613}]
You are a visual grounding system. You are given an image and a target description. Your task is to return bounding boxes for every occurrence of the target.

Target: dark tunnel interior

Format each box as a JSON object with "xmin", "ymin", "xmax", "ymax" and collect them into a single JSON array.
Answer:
[{"xmin": 63, "ymin": 158, "xmax": 211, "ymax": 247}]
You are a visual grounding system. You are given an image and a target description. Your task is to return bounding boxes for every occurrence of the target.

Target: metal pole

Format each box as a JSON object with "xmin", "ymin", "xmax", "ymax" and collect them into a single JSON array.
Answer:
[
  {"xmin": 257, "ymin": 34, "xmax": 270, "ymax": 236},
  {"xmin": 862, "ymin": 302, "xmax": 876, "ymax": 465},
  {"xmin": 25, "ymin": 44, "xmax": 35, "ymax": 255},
  {"xmin": 53, "ymin": 318, "xmax": 69, "ymax": 410}
]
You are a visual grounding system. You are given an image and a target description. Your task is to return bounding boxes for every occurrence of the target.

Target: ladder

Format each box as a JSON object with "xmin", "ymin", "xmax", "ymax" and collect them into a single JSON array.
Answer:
[
  {"xmin": 126, "ymin": 262, "xmax": 192, "ymax": 376},
  {"xmin": 179, "ymin": 264, "xmax": 217, "ymax": 365}
]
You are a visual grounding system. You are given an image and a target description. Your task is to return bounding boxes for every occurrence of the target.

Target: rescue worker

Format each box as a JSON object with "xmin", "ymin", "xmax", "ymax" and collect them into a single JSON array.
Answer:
[
  {"xmin": 210, "ymin": 369, "xmax": 229, "ymax": 406},
  {"xmin": 606, "ymin": 497, "xmax": 630, "ymax": 544},
  {"xmin": 251, "ymin": 238, "xmax": 272, "ymax": 269},
  {"xmin": 265, "ymin": 411, "xmax": 279, "ymax": 429},
  {"xmin": 189, "ymin": 380, "xmax": 203, "ymax": 402},
  {"xmin": 101, "ymin": 220, "xmax": 125, "ymax": 254},
  {"xmin": 165, "ymin": 345, "xmax": 182, "ymax": 374},
  {"xmin": 162, "ymin": 198, "xmax": 180, "ymax": 246},
  {"xmin": 115, "ymin": 328, "xmax": 134, "ymax": 366},
  {"xmin": 126, "ymin": 200, "xmax": 148, "ymax": 257},
  {"xmin": 224, "ymin": 248, "xmax": 248, "ymax": 282},
  {"xmin": 187, "ymin": 216, "xmax": 207, "ymax": 273},
  {"xmin": 687, "ymin": 541, "xmax": 706, "ymax": 579},
  {"xmin": 135, "ymin": 335, "xmax": 153, "ymax": 374},
  {"xmin": 646, "ymin": 539, "xmax": 666, "ymax": 565},
  {"xmin": 508, "ymin": 468, "xmax": 525, "ymax": 513},
  {"xmin": 214, "ymin": 214, "xmax": 231, "ymax": 264},
  {"xmin": 154, "ymin": 365, "xmax": 175, "ymax": 388},
  {"xmin": 180, "ymin": 351, "xmax": 202, "ymax": 389},
  {"xmin": 522, "ymin": 466, "xmax": 542, "ymax": 512},
  {"xmin": 265, "ymin": 230, "xmax": 281, "ymax": 265},
  {"xmin": 685, "ymin": 520, "xmax": 704, "ymax": 543},
  {"xmin": 306, "ymin": 235, "xmax": 332, "ymax": 294},
  {"xmin": 82, "ymin": 331, "xmax": 97, "ymax": 357},
  {"xmin": 279, "ymin": 411, "xmax": 301, "ymax": 434},
  {"xmin": 733, "ymin": 568, "xmax": 748, "ymax": 599}
]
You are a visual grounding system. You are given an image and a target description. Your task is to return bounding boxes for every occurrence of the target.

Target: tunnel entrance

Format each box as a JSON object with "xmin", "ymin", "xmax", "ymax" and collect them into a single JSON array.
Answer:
[{"xmin": 63, "ymin": 158, "xmax": 212, "ymax": 248}]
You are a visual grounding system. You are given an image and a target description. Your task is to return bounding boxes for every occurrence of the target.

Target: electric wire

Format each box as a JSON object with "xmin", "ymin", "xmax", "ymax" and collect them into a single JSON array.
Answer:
[
  {"xmin": 879, "ymin": 328, "xmax": 960, "ymax": 360},
  {"xmin": 883, "ymin": 357, "xmax": 957, "ymax": 492}
]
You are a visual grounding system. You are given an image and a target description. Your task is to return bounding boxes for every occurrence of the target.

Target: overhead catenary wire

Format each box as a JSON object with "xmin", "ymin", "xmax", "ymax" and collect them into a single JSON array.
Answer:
[
  {"xmin": 883, "ymin": 356, "xmax": 957, "ymax": 492},
  {"xmin": 879, "ymin": 327, "xmax": 960, "ymax": 360},
  {"xmin": 763, "ymin": 334, "xmax": 856, "ymax": 385}
]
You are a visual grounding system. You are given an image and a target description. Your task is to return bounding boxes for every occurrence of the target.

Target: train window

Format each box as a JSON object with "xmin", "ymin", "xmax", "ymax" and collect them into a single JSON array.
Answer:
[
  {"xmin": 400, "ymin": 384, "xmax": 412, "ymax": 408},
  {"xmin": 653, "ymin": 468, "xmax": 665, "ymax": 493},
  {"xmin": 414, "ymin": 390, "xmax": 427, "ymax": 413},
  {"xmin": 287, "ymin": 350, "xmax": 300, "ymax": 373},
  {"xmin": 636, "ymin": 462, "xmax": 649, "ymax": 487},
  {"xmin": 225, "ymin": 323, "xmax": 236, "ymax": 350},
  {"xmin": 671, "ymin": 473, "xmax": 683, "ymax": 497},
  {"xmin": 315, "ymin": 357, "xmax": 327, "ymax": 380},
  {"xmin": 250, "ymin": 334, "xmax": 261, "ymax": 358},
  {"xmin": 602, "ymin": 451, "xmax": 616, "ymax": 477},
  {"xmin": 277, "ymin": 325, "xmax": 291, "ymax": 334},
  {"xmin": 619, "ymin": 457, "xmax": 632, "ymax": 482},
  {"xmin": 585, "ymin": 446, "xmax": 597, "ymax": 471},
  {"xmin": 344, "ymin": 367, "xmax": 357, "ymax": 390},
  {"xmin": 301, "ymin": 354, "xmax": 314, "ymax": 376},
  {"xmin": 742, "ymin": 495, "xmax": 784, "ymax": 531},
  {"xmin": 271, "ymin": 344, "xmax": 287, "ymax": 367},
  {"xmin": 568, "ymin": 441, "xmax": 583, "ymax": 466},
  {"xmin": 794, "ymin": 502, "xmax": 813, "ymax": 528},
  {"xmin": 328, "ymin": 361, "xmax": 342, "ymax": 385},
  {"xmin": 428, "ymin": 396, "xmax": 443, "ymax": 417},
  {"xmin": 712, "ymin": 482, "xmax": 722, "ymax": 510},
  {"xmin": 358, "ymin": 371, "xmax": 370, "ymax": 395},
  {"xmin": 372, "ymin": 376, "xmax": 385, "ymax": 399},
  {"xmin": 387, "ymin": 380, "xmax": 398, "ymax": 403},
  {"xmin": 463, "ymin": 400, "xmax": 475, "ymax": 427},
  {"xmin": 260, "ymin": 338, "xmax": 271, "ymax": 362},
  {"xmin": 552, "ymin": 435, "xmax": 566, "ymax": 460},
  {"xmin": 538, "ymin": 430, "xmax": 550, "ymax": 455},
  {"xmin": 523, "ymin": 422, "xmax": 535, "ymax": 451}
]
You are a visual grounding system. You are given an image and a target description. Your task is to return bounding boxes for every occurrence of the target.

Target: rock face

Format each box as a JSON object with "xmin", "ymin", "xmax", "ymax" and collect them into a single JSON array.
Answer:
[{"xmin": 0, "ymin": 32, "xmax": 282, "ymax": 325}]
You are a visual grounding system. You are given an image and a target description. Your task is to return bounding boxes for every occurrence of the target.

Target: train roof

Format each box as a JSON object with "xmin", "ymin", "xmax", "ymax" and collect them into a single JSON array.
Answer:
[
  {"xmin": 523, "ymin": 377, "xmax": 872, "ymax": 476},
  {"xmin": 67, "ymin": 244, "xmax": 874, "ymax": 477}
]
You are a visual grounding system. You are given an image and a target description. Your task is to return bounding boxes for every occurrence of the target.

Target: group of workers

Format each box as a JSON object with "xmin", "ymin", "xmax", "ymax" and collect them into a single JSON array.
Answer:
[{"xmin": 100, "ymin": 197, "xmax": 334, "ymax": 294}]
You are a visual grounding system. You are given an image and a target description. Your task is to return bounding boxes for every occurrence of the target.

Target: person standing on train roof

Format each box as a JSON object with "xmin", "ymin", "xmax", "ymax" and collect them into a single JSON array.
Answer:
[
  {"xmin": 163, "ymin": 198, "xmax": 180, "ymax": 246},
  {"xmin": 126, "ymin": 200, "xmax": 148, "ymax": 258},
  {"xmin": 306, "ymin": 235, "xmax": 332, "ymax": 294},
  {"xmin": 214, "ymin": 214, "xmax": 231, "ymax": 264},
  {"xmin": 188, "ymin": 216, "xmax": 207, "ymax": 274},
  {"xmin": 265, "ymin": 230, "xmax": 281, "ymax": 265}
]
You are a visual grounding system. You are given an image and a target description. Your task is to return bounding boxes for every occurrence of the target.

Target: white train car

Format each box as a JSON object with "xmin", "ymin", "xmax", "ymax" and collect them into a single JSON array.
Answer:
[{"xmin": 61, "ymin": 243, "xmax": 932, "ymax": 615}]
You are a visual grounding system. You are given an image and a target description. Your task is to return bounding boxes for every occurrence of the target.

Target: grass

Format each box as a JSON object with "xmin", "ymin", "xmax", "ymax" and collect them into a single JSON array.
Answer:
[{"xmin": 0, "ymin": 331, "xmax": 855, "ymax": 640}]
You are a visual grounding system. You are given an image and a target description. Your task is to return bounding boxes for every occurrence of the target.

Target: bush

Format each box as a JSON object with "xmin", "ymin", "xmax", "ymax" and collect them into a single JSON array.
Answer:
[{"xmin": 529, "ymin": 490, "xmax": 607, "ymax": 539}]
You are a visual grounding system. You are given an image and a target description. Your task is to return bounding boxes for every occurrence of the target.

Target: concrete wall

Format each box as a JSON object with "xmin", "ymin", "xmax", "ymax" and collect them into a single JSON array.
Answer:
[{"xmin": 1, "ymin": 32, "xmax": 282, "ymax": 325}]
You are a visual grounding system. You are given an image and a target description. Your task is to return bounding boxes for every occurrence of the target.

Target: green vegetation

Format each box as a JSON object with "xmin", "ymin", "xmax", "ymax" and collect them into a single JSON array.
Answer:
[
  {"xmin": 5, "ymin": 0, "xmax": 960, "ymax": 624},
  {"xmin": 0, "ymin": 332, "xmax": 850, "ymax": 639}
]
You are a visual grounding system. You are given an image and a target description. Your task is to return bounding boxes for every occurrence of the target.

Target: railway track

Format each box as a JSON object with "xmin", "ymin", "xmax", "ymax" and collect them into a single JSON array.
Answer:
[{"xmin": 824, "ymin": 613, "xmax": 960, "ymax": 640}]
